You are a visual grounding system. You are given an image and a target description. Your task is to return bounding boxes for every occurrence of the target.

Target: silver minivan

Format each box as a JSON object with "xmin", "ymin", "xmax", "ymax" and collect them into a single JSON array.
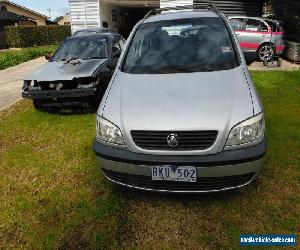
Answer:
[{"xmin": 93, "ymin": 7, "xmax": 267, "ymax": 192}]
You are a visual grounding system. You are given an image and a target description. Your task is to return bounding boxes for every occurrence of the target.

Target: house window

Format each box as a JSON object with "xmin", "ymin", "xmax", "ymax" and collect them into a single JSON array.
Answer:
[{"xmin": 1, "ymin": 5, "xmax": 7, "ymax": 11}]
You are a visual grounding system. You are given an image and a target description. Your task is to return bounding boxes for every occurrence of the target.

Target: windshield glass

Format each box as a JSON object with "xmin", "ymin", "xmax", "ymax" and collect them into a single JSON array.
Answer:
[
  {"xmin": 122, "ymin": 17, "xmax": 238, "ymax": 74},
  {"xmin": 52, "ymin": 36, "xmax": 108, "ymax": 61}
]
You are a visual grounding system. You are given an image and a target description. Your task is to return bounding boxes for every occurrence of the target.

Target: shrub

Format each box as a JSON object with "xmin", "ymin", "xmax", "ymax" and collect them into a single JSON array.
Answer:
[
  {"xmin": 0, "ymin": 46, "xmax": 57, "ymax": 70},
  {"xmin": 4, "ymin": 25, "xmax": 71, "ymax": 48}
]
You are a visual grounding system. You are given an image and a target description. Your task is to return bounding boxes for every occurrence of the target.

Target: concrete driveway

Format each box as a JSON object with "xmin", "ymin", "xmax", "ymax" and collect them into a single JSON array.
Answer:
[{"xmin": 0, "ymin": 57, "xmax": 46, "ymax": 111}]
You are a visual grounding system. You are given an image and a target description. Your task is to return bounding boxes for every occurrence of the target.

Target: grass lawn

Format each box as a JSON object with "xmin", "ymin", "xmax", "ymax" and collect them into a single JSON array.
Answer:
[
  {"xmin": 0, "ymin": 71, "xmax": 299, "ymax": 249},
  {"xmin": 0, "ymin": 45, "xmax": 58, "ymax": 70}
]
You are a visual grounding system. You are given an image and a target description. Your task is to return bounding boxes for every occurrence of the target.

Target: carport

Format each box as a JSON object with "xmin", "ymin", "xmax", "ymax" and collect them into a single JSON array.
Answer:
[
  {"xmin": 99, "ymin": 0, "xmax": 159, "ymax": 37},
  {"xmin": 115, "ymin": 6, "xmax": 153, "ymax": 37},
  {"xmin": 69, "ymin": 0, "xmax": 159, "ymax": 35},
  {"xmin": 69, "ymin": 0, "xmax": 264, "ymax": 35}
]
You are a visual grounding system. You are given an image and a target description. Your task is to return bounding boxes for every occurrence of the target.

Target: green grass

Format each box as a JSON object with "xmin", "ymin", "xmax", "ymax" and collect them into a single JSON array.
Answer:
[
  {"xmin": 0, "ymin": 71, "xmax": 299, "ymax": 249},
  {"xmin": 0, "ymin": 45, "xmax": 58, "ymax": 70}
]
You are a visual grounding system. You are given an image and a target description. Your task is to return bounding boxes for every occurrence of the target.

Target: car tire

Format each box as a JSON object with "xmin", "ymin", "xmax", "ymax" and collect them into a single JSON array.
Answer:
[
  {"xmin": 33, "ymin": 100, "xmax": 44, "ymax": 111},
  {"xmin": 257, "ymin": 44, "xmax": 274, "ymax": 62}
]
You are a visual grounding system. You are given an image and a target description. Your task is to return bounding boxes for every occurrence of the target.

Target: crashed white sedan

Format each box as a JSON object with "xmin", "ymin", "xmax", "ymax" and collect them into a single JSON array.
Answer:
[{"xmin": 22, "ymin": 32, "xmax": 125, "ymax": 110}]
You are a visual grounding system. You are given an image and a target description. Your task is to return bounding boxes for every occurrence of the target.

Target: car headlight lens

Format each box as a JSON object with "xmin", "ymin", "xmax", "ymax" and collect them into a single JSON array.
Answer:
[
  {"xmin": 226, "ymin": 113, "xmax": 265, "ymax": 147},
  {"xmin": 96, "ymin": 116, "xmax": 124, "ymax": 145}
]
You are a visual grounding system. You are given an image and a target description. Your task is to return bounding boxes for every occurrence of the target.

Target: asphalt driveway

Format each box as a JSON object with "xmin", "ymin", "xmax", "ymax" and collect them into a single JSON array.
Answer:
[{"xmin": 0, "ymin": 57, "xmax": 46, "ymax": 111}]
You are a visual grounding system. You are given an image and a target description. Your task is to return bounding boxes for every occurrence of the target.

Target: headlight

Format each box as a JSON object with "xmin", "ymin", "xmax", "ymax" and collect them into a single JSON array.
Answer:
[
  {"xmin": 96, "ymin": 116, "xmax": 124, "ymax": 145},
  {"xmin": 78, "ymin": 80, "xmax": 98, "ymax": 89},
  {"xmin": 225, "ymin": 113, "xmax": 265, "ymax": 147},
  {"xmin": 78, "ymin": 78, "xmax": 99, "ymax": 89}
]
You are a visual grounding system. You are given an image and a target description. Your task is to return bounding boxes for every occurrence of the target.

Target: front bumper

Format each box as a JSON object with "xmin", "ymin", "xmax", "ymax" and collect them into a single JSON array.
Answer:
[
  {"xmin": 93, "ymin": 138, "xmax": 267, "ymax": 193},
  {"xmin": 22, "ymin": 88, "xmax": 97, "ymax": 100}
]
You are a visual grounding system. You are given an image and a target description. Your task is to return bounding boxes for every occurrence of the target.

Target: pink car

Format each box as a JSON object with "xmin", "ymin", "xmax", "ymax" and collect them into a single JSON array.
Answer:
[{"xmin": 228, "ymin": 16, "xmax": 285, "ymax": 62}]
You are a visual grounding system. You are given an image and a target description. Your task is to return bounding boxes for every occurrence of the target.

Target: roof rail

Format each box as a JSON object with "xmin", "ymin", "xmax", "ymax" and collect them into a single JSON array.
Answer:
[{"xmin": 143, "ymin": 4, "xmax": 219, "ymax": 20}]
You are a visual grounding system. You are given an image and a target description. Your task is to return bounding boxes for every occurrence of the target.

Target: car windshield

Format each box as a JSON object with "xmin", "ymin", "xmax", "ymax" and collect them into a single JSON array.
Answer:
[
  {"xmin": 122, "ymin": 17, "xmax": 238, "ymax": 74},
  {"xmin": 52, "ymin": 36, "xmax": 108, "ymax": 61}
]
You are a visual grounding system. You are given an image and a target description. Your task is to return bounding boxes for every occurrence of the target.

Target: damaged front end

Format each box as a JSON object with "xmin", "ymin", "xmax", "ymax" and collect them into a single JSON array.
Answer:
[{"xmin": 22, "ymin": 77, "xmax": 101, "ymax": 108}]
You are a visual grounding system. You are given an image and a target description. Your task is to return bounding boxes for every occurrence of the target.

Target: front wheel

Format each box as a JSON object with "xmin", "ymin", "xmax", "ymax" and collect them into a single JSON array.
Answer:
[
  {"xmin": 257, "ymin": 44, "xmax": 274, "ymax": 62},
  {"xmin": 33, "ymin": 100, "xmax": 44, "ymax": 111}
]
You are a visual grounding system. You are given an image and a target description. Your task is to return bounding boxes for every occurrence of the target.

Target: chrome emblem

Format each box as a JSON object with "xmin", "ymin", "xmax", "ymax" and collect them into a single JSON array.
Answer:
[{"xmin": 167, "ymin": 134, "xmax": 179, "ymax": 148}]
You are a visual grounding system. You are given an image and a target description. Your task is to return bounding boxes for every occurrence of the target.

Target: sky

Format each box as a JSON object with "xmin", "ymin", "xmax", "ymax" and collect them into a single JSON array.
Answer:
[{"xmin": 11, "ymin": 0, "xmax": 69, "ymax": 20}]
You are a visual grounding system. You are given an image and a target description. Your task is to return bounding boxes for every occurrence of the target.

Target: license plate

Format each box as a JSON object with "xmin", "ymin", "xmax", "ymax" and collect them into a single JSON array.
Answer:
[{"xmin": 151, "ymin": 166, "xmax": 197, "ymax": 182}]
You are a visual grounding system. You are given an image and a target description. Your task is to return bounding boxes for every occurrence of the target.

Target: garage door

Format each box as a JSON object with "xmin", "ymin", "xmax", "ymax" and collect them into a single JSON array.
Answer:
[{"xmin": 69, "ymin": 0, "xmax": 101, "ymax": 33}]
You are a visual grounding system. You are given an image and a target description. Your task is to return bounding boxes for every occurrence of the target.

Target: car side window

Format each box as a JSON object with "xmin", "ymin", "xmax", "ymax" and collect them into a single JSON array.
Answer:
[
  {"xmin": 260, "ymin": 22, "xmax": 268, "ymax": 32},
  {"xmin": 229, "ymin": 18, "xmax": 245, "ymax": 31},
  {"xmin": 246, "ymin": 19, "xmax": 261, "ymax": 32}
]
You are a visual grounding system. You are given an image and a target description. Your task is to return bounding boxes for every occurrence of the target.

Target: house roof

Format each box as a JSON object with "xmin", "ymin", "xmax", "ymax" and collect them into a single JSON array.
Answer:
[
  {"xmin": 0, "ymin": 0, "xmax": 48, "ymax": 19},
  {"xmin": 0, "ymin": 9, "xmax": 28, "ymax": 21}
]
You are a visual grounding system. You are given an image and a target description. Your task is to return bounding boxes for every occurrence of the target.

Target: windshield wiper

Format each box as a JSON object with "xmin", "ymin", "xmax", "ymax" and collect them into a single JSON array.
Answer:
[
  {"xmin": 145, "ymin": 66, "xmax": 212, "ymax": 73},
  {"xmin": 126, "ymin": 65, "xmax": 215, "ymax": 74},
  {"xmin": 84, "ymin": 56, "xmax": 107, "ymax": 60},
  {"xmin": 60, "ymin": 56, "xmax": 79, "ymax": 62},
  {"xmin": 173, "ymin": 66, "xmax": 215, "ymax": 73}
]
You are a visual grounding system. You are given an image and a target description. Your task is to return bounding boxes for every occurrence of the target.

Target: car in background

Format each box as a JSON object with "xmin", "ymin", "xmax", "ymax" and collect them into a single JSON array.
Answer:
[
  {"xmin": 93, "ymin": 8, "xmax": 266, "ymax": 192},
  {"xmin": 228, "ymin": 16, "xmax": 284, "ymax": 62},
  {"xmin": 22, "ymin": 32, "xmax": 126, "ymax": 110},
  {"xmin": 73, "ymin": 28, "xmax": 116, "ymax": 36}
]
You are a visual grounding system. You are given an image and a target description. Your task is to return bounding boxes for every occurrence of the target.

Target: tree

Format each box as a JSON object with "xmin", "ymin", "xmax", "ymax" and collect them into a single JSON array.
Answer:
[
  {"xmin": 54, "ymin": 16, "xmax": 64, "ymax": 23},
  {"xmin": 271, "ymin": 0, "xmax": 300, "ymax": 42}
]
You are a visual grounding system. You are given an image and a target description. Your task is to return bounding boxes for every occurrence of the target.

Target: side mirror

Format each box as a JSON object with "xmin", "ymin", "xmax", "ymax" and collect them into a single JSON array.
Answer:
[
  {"xmin": 45, "ymin": 53, "xmax": 52, "ymax": 61},
  {"xmin": 106, "ymin": 58, "xmax": 119, "ymax": 70},
  {"xmin": 112, "ymin": 50, "xmax": 121, "ymax": 59}
]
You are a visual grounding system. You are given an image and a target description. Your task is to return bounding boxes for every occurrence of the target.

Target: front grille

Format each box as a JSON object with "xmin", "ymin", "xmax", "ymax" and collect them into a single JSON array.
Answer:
[
  {"xmin": 38, "ymin": 77, "xmax": 96, "ymax": 90},
  {"xmin": 131, "ymin": 130, "xmax": 218, "ymax": 151},
  {"xmin": 39, "ymin": 80, "xmax": 76, "ymax": 90},
  {"xmin": 103, "ymin": 169, "xmax": 255, "ymax": 192}
]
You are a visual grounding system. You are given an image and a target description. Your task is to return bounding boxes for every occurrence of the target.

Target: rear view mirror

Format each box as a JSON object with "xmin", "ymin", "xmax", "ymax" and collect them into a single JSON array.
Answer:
[
  {"xmin": 45, "ymin": 53, "xmax": 53, "ymax": 61},
  {"xmin": 106, "ymin": 58, "xmax": 119, "ymax": 70}
]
